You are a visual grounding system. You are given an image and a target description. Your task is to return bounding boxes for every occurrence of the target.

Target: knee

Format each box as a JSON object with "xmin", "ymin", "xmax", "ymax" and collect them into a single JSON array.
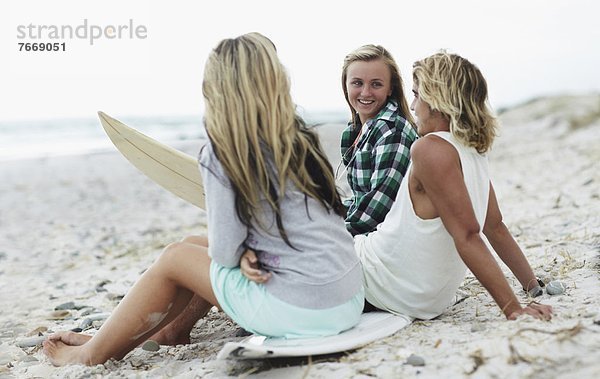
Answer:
[
  {"xmin": 180, "ymin": 235, "xmax": 208, "ymax": 247},
  {"xmin": 150, "ymin": 242, "xmax": 187, "ymax": 278},
  {"xmin": 162, "ymin": 241, "xmax": 186, "ymax": 258},
  {"xmin": 154, "ymin": 241, "xmax": 187, "ymax": 270},
  {"xmin": 157, "ymin": 239, "xmax": 208, "ymax": 264}
]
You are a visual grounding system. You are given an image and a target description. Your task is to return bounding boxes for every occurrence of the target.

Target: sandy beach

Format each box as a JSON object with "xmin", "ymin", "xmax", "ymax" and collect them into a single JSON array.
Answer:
[{"xmin": 1, "ymin": 95, "xmax": 599, "ymax": 378}]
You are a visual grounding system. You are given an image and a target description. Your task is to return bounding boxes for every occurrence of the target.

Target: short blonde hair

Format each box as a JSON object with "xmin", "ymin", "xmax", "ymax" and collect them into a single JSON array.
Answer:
[{"xmin": 412, "ymin": 51, "xmax": 498, "ymax": 153}]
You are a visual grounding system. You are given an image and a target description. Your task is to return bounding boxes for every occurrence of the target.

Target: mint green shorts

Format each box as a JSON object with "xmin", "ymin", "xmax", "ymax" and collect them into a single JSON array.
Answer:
[{"xmin": 210, "ymin": 261, "xmax": 364, "ymax": 339}]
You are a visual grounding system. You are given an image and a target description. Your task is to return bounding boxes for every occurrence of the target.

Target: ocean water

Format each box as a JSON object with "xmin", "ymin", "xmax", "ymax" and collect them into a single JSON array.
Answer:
[{"xmin": 0, "ymin": 110, "xmax": 347, "ymax": 162}]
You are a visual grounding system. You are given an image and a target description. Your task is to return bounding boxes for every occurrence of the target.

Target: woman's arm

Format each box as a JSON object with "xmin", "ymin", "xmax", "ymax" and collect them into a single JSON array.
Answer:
[
  {"xmin": 199, "ymin": 145, "xmax": 248, "ymax": 268},
  {"xmin": 483, "ymin": 183, "xmax": 541, "ymax": 294},
  {"xmin": 411, "ymin": 137, "xmax": 551, "ymax": 320}
]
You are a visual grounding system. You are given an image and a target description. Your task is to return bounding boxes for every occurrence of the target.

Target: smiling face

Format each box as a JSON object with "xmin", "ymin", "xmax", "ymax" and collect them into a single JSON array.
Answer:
[{"xmin": 345, "ymin": 59, "xmax": 392, "ymax": 124}]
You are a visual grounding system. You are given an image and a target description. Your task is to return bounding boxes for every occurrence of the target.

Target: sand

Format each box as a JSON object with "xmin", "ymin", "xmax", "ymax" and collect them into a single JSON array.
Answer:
[{"xmin": 0, "ymin": 95, "xmax": 599, "ymax": 378}]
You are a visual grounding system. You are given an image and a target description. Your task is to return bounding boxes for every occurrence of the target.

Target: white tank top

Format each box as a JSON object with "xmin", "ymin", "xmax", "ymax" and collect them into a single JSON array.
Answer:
[{"xmin": 355, "ymin": 131, "xmax": 490, "ymax": 319}]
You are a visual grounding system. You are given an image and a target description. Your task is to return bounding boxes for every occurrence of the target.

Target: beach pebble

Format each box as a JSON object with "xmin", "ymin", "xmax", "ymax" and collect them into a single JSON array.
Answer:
[
  {"xmin": 86, "ymin": 313, "xmax": 111, "ymax": 321},
  {"xmin": 79, "ymin": 313, "xmax": 110, "ymax": 330},
  {"xmin": 106, "ymin": 293, "xmax": 124, "ymax": 302},
  {"xmin": 79, "ymin": 318, "xmax": 93, "ymax": 330},
  {"xmin": 141, "ymin": 340, "xmax": 160, "ymax": 352},
  {"xmin": 55, "ymin": 301, "xmax": 75, "ymax": 310},
  {"xmin": 406, "ymin": 354, "xmax": 425, "ymax": 366},
  {"xmin": 546, "ymin": 280, "xmax": 567, "ymax": 295},
  {"xmin": 79, "ymin": 307, "xmax": 96, "ymax": 316},
  {"xmin": 16, "ymin": 335, "xmax": 46, "ymax": 348},
  {"xmin": 48, "ymin": 310, "xmax": 71, "ymax": 320},
  {"xmin": 95, "ymin": 280, "xmax": 110, "ymax": 292},
  {"xmin": 26, "ymin": 326, "xmax": 48, "ymax": 336},
  {"xmin": 527, "ymin": 286, "xmax": 544, "ymax": 298}
]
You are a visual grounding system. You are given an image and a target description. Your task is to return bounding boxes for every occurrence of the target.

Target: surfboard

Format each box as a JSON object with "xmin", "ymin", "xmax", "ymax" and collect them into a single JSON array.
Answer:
[
  {"xmin": 216, "ymin": 312, "xmax": 412, "ymax": 360},
  {"xmin": 98, "ymin": 111, "xmax": 206, "ymax": 209}
]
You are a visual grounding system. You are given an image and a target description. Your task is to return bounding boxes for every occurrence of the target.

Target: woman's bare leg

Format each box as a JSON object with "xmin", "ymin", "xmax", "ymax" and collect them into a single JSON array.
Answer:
[
  {"xmin": 43, "ymin": 240, "xmax": 218, "ymax": 366},
  {"xmin": 150, "ymin": 236, "xmax": 212, "ymax": 345}
]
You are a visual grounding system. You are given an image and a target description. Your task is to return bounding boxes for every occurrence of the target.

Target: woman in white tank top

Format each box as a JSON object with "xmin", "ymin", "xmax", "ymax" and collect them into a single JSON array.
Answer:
[{"xmin": 355, "ymin": 52, "xmax": 553, "ymax": 321}]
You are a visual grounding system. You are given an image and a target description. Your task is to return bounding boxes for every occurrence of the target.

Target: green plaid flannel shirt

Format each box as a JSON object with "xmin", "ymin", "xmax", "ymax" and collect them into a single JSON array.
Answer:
[{"xmin": 341, "ymin": 100, "xmax": 418, "ymax": 236}]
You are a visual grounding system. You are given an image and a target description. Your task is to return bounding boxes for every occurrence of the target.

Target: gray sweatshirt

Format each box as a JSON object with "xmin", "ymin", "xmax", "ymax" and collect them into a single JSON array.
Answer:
[{"xmin": 199, "ymin": 142, "xmax": 362, "ymax": 309}]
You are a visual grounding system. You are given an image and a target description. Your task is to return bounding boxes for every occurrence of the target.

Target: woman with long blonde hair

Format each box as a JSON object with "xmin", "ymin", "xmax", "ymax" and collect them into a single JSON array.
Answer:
[
  {"xmin": 338, "ymin": 44, "xmax": 418, "ymax": 236},
  {"xmin": 42, "ymin": 32, "xmax": 364, "ymax": 366}
]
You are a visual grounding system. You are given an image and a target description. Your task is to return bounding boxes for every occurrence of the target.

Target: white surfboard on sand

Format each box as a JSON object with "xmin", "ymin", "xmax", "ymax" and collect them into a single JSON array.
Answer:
[
  {"xmin": 98, "ymin": 111, "xmax": 206, "ymax": 209},
  {"xmin": 217, "ymin": 312, "xmax": 411, "ymax": 360},
  {"xmin": 97, "ymin": 112, "xmax": 412, "ymax": 359}
]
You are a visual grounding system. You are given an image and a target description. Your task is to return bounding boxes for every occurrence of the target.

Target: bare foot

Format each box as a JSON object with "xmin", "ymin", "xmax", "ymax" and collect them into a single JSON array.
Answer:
[
  {"xmin": 48, "ymin": 331, "xmax": 92, "ymax": 346},
  {"xmin": 42, "ymin": 339, "xmax": 94, "ymax": 366}
]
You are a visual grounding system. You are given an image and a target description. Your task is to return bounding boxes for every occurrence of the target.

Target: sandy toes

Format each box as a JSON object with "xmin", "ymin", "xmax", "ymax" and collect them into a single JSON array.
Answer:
[
  {"xmin": 42, "ymin": 339, "xmax": 91, "ymax": 366},
  {"xmin": 47, "ymin": 331, "xmax": 93, "ymax": 346}
]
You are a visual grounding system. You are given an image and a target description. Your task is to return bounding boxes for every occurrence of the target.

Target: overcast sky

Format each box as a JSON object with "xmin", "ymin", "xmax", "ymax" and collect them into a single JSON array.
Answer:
[{"xmin": 1, "ymin": 0, "xmax": 598, "ymax": 121}]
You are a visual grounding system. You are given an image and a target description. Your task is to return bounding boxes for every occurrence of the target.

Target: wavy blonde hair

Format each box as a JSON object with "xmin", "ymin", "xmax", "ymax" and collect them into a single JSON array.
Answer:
[
  {"xmin": 202, "ymin": 32, "xmax": 344, "ymax": 245},
  {"xmin": 341, "ymin": 44, "xmax": 414, "ymax": 126},
  {"xmin": 412, "ymin": 51, "xmax": 498, "ymax": 153}
]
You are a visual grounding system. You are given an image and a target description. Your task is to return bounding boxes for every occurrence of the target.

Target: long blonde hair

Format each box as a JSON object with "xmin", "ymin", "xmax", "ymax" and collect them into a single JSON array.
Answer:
[
  {"xmin": 202, "ymin": 32, "xmax": 344, "ymax": 245},
  {"xmin": 341, "ymin": 44, "xmax": 414, "ymax": 127},
  {"xmin": 412, "ymin": 51, "xmax": 498, "ymax": 153}
]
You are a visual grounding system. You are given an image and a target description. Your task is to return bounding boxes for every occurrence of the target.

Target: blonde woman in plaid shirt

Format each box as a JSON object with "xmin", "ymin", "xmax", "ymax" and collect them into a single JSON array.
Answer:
[{"xmin": 340, "ymin": 45, "xmax": 418, "ymax": 236}]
